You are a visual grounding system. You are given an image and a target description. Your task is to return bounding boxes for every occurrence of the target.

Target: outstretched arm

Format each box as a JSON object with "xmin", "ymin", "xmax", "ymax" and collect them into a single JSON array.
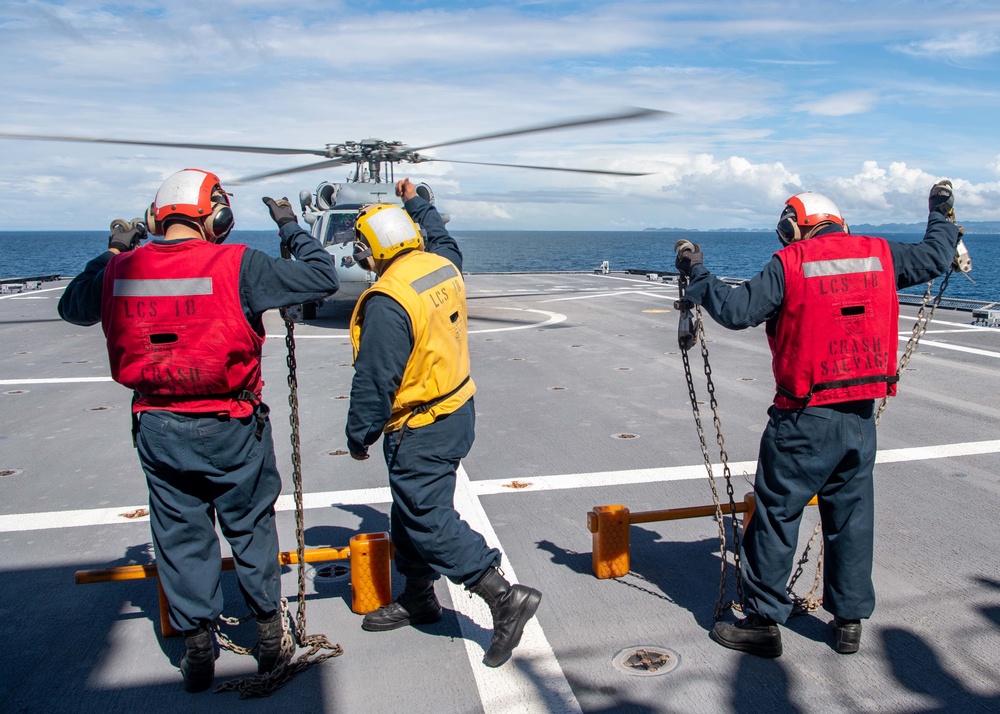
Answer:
[
  {"xmin": 396, "ymin": 178, "xmax": 463, "ymax": 271},
  {"xmin": 683, "ymin": 254, "xmax": 786, "ymax": 330}
]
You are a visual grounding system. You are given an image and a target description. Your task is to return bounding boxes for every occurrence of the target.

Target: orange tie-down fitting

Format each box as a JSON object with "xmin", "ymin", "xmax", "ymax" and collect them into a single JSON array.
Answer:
[
  {"xmin": 587, "ymin": 493, "xmax": 818, "ymax": 579},
  {"xmin": 75, "ymin": 534, "xmax": 395, "ymax": 637}
]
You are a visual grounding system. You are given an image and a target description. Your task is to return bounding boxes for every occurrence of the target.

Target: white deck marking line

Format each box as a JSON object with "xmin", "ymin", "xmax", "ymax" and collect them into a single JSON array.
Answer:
[
  {"xmin": 265, "ymin": 334, "xmax": 351, "ymax": 339},
  {"xmin": 0, "ymin": 377, "xmax": 114, "ymax": 385},
  {"xmin": 911, "ymin": 339, "xmax": 1000, "ymax": 358},
  {"xmin": 264, "ymin": 308, "xmax": 568, "ymax": 340},
  {"xmin": 471, "ymin": 308, "xmax": 566, "ymax": 334},
  {"xmin": 5, "ymin": 439, "xmax": 1000, "ymax": 534},
  {"xmin": 542, "ymin": 289, "xmax": 673, "ymax": 304},
  {"xmin": 0, "ymin": 286, "xmax": 65, "ymax": 300},
  {"xmin": 447, "ymin": 463, "xmax": 581, "ymax": 713}
]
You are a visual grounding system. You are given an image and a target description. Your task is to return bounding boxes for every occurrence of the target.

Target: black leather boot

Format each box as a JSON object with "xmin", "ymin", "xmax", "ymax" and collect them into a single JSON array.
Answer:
[
  {"xmin": 468, "ymin": 567, "xmax": 542, "ymax": 667},
  {"xmin": 710, "ymin": 614, "xmax": 782, "ymax": 658},
  {"xmin": 833, "ymin": 618, "xmax": 862, "ymax": 654},
  {"xmin": 362, "ymin": 578, "xmax": 443, "ymax": 632},
  {"xmin": 179, "ymin": 625, "xmax": 216, "ymax": 692},
  {"xmin": 256, "ymin": 611, "xmax": 287, "ymax": 674}
]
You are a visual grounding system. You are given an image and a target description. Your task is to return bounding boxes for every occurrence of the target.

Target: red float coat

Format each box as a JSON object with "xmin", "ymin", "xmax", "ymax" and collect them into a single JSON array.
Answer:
[
  {"xmin": 100, "ymin": 240, "xmax": 264, "ymax": 417},
  {"xmin": 768, "ymin": 232, "xmax": 898, "ymax": 409}
]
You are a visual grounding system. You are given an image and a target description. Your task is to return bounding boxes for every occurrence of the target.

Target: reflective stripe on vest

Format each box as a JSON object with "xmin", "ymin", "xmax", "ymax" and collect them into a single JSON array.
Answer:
[
  {"xmin": 101, "ymin": 240, "xmax": 264, "ymax": 417},
  {"xmin": 350, "ymin": 250, "xmax": 476, "ymax": 432},
  {"xmin": 769, "ymin": 233, "xmax": 898, "ymax": 409}
]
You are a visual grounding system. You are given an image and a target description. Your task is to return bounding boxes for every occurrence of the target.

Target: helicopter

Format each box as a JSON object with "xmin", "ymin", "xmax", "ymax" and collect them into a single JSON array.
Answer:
[{"xmin": 0, "ymin": 107, "xmax": 669, "ymax": 315}]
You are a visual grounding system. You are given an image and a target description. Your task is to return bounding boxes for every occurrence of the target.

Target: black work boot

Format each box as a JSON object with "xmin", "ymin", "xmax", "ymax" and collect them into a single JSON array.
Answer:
[
  {"xmin": 362, "ymin": 578, "xmax": 443, "ymax": 632},
  {"xmin": 179, "ymin": 625, "xmax": 216, "ymax": 692},
  {"xmin": 710, "ymin": 614, "xmax": 782, "ymax": 658},
  {"xmin": 833, "ymin": 618, "xmax": 862, "ymax": 655},
  {"xmin": 468, "ymin": 567, "xmax": 542, "ymax": 667},
  {"xmin": 256, "ymin": 611, "xmax": 287, "ymax": 674}
]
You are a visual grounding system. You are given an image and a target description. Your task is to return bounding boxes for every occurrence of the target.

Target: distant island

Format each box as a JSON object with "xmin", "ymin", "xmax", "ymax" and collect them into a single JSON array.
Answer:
[{"xmin": 643, "ymin": 221, "xmax": 1000, "ymax": 234}]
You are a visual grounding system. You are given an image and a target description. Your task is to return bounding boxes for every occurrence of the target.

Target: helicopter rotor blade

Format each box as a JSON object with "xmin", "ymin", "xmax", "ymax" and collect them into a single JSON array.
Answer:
[
  {"xmin": 0, "ymin": 132, "xmax": 329, "ymax": 156},
  {"xmin": 228, "ymin": 158, "xmax": 352, "ymax": 185},
  {"xmin": 422, "ymin": 157, "xmax": 654, "ymax": 177},
  {"xmin": 408, "ymin": 107, "xmax": 672, "ymax": 153}
]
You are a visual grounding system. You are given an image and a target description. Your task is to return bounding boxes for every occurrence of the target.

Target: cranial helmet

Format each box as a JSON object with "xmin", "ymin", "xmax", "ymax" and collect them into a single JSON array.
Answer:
[
  {"xmin": 775, "ymin": 192, "xmax": 847, "ymax": 246},
  {"xmin": 145, "ymin": 168, "xmax": 234, "ymax": 243},
  {"xmin": 352, "ymin": 203, "xmax": 424, "ymax": 270}
]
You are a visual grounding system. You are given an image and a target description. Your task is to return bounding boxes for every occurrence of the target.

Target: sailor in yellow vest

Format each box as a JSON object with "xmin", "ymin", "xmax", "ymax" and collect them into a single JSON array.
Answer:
[{"xmin": 346, "ymin": 178, "xmax": 542, "ymax": 667}]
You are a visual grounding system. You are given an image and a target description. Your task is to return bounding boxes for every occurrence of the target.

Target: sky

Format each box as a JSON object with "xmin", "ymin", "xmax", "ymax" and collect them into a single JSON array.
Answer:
[{"xmin": 1, "ymin": 0, "xmax": 999, "ymax": 232}]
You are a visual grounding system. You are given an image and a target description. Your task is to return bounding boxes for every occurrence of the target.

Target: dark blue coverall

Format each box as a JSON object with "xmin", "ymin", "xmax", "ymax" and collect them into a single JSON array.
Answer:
[
  {"xmin": 346, "ymin": 196, "xmax": 500, "ymax": 586},
  {"xmin": 58, "ymin": 223, "xmax": 338, "ymax": 631},
  {"xmin": 684, "ymin": 213, "xmax": 960, "ymax": 623}
]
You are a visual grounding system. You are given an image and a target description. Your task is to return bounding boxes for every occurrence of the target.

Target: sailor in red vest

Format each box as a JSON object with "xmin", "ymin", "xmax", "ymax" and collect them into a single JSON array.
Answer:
[
  {"xmin": 674, "ymin": 182, "xmax": 961, "ymax": 657},
  {"xmin": 58, "ymin": 169, "xmax": 338, "ymax": 691},
  {"xmin": 346, "ymin": 178, "xmax": 542, "ymax": 668}
]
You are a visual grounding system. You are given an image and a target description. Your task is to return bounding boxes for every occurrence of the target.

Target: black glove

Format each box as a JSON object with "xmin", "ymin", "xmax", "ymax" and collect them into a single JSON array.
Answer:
[
  {"xmin": 928, "ymin": 180, "xmax": 955, "ymax": 218},
  {"xmin": 262, "ymin": 196, "xmax": 297, "ymax": 228},
  {"xmin": 108, "ymin": 218, "xmax": 147, "ymax": 253},
  {"xmin": 674, "ymin": 239, "xmax": 704, "ymax": 276}
]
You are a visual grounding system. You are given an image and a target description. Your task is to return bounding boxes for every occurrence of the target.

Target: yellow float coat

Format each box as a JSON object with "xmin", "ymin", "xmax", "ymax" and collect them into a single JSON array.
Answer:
[{"xmin": 350, "ymin": 251, "xmax": 476, "ymax": 432}]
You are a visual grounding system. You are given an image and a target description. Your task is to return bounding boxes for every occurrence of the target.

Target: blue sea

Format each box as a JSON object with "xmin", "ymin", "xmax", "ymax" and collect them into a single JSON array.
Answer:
[{"xmin": 2, "ymin": 229, "xmax": 997, "ymax": 303}]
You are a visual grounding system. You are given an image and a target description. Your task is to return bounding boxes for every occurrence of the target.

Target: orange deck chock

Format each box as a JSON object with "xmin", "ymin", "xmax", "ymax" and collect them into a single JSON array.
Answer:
[
  {"xmin": 349, "ymin": 532, "xmax": 393, "ymax": 614},
  {"xmin": 587, "ymin": 494, "xmax": 817, "ymax": 579},
  {"xmin": 75, "ymin": 534, "xmax": 394, "ymax": 637}
]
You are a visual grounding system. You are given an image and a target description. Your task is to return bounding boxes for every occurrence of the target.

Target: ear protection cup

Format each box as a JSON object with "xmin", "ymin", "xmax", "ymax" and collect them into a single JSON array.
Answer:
[
  {"xmin": 145, "ymin": 202, "xmax": 162, "ymax": 236},
  {"xmin": 204, "ymin": 203, "xmax": 234, "ymax": 243},
  {"xmin": 352, "ymin": 240, "xmax": 375, "ymax": 271},
  {"xmin": 775, "ymin": 204, "xmax": 800, "ymax": 246},
  {"xmin": 202, "ymin": 187, "xmax": 234, "ymax": 243}
]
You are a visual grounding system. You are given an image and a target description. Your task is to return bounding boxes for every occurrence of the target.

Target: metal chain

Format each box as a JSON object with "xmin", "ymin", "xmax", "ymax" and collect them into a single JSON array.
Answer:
[
  {"xmin": 214, "ymin": 305, "xmax": 343, "ymax": 697},
  {"xmin": 876, "ymin": 269, "xmax": 952, "ymax": 424},
  {"xmin": 676, "ymin": 277, "xmax": 744, "ymax": 621},
  {"xmin": 786, "ymin": 520, "xmax": 824, "ymax": 615}
]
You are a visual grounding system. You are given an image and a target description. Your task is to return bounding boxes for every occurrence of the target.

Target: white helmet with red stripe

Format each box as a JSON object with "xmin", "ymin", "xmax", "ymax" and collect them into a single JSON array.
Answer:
[
  {"xmin": 776, "ymin": 192, "xmax": 847, "ymax": 245},
  {"xmin": 145, "ymin": 168, "xmax": 234, "ymax": 242}
]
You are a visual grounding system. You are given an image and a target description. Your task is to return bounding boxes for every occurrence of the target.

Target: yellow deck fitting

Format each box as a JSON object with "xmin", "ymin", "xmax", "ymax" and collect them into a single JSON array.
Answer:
[
  {"xmin": 588, "ymin": 494, "xmax": 818, "ymax": 579},
  {"xmin": 75, "ymin": 535, "xmax": 393, "ymax": 637}
]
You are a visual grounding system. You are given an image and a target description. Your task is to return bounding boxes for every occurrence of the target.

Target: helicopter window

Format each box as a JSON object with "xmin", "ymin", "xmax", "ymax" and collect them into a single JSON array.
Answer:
[{"xmin": 323, "ymin": 214, "xmax": 358, "ymax": 246}]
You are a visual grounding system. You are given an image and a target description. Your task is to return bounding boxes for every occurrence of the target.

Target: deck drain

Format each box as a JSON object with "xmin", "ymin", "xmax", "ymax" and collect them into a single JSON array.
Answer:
[
  {"xmin": 571, "ymin": 344, "xmax": 582, "ymax": 348},
  {"xmin": 89, "ymin": 405, "xmax": 117, "ymax": 411},
  {"xmin": 324, "ymin": 449, "xmax": 349, "ymax": 457},
  {"xmin": 740, "ymin": 377, "xmax": 755, "ymax": 381},
  {"xmin": 510, "ymin": 357, "xmax": 524, "ymax": 361},
  {"xmin": 4, "ymin": 390, "xmax": 28, "ymax": 395},
  {"xmin": 617, "ymin": 367, "xmax": 631, "ymax": 371},
  {"xmin": 614, "ymin": 433, "xmax": 640, "ymax": 440},
  {"xmin": 311, "ymin": 563, "xmax": 350, "ymax": 583},
  {"xmin": 549, "ymin": 386, "xmax": 566, "ymax": 391},
  {"xmin": 612, "ymin": 646, "xmax": 680, "ymax": 676},
  {"xmin": 950, "ymin": 472, "xmax": 968, "ymax": 478},
  {"xmin": 332, "ymin": 395, "xmax": 349, "ymax": 400},
  {"xmin": 1, "ymin": 469, "xmax": 24, "ymax": 478}
]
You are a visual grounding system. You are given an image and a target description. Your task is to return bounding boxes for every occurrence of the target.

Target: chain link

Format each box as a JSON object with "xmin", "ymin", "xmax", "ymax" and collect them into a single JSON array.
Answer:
[
  {"xmin": 213, "ymin": 305, "xmax": 343, "ymax": 697},
  {"xmin": 677, "ymin": 277, "xmax": 743, "ymax": 621}
]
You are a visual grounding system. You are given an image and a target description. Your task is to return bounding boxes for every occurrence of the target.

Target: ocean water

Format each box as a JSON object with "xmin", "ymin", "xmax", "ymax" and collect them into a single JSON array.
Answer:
[{"xmin": 2, "ymin": 229, "xmax": 998, "ymax": 303}]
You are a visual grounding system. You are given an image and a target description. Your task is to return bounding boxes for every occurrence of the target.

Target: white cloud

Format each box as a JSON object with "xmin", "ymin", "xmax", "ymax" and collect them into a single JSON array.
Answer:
[
  {"xmin": 796, "ymin": 90, "xmax": 879, "ymax": 117},
  {"xmin": 893, "ymin": 32, "xmax": 1000, "ymax": 61}
]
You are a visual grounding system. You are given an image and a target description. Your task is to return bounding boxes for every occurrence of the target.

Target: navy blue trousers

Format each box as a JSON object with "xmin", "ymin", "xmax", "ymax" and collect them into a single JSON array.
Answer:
[
  {"xmin": 742, "ymin": 401, "xmax": 877, "ymax": 623},
  {"xmin": 136, "ymin": 408, "xmax": 282, "ymax": 632},
  {"xmin": 382, "ymin": 399, "xmax": 500, "ymax": 587}
]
